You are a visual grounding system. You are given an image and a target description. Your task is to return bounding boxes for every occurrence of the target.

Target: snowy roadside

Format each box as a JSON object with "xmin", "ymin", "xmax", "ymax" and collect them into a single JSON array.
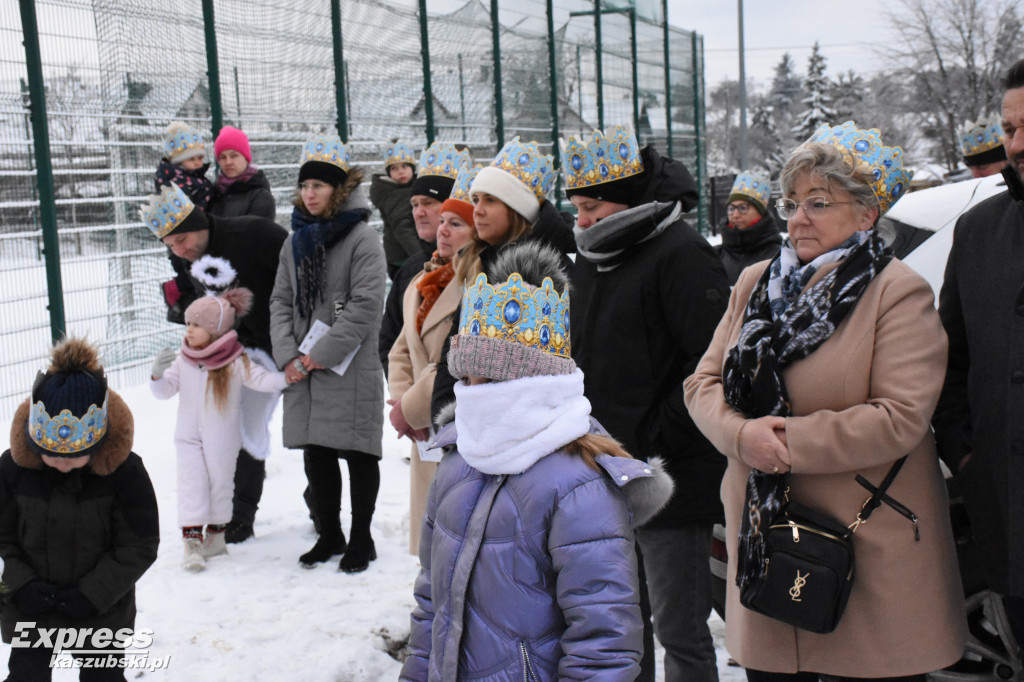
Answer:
[{"xmin": 0, "ymin": 382, "xmax": 744, "ymax": 680}]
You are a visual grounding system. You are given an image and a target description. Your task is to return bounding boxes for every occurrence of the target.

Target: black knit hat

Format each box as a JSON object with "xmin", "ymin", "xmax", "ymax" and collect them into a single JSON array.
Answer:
[
  {"xmin": 299, "ymin": 160, "xmax": 348, "ymax": 188},
  {"xmin": 409, "ymin": 174, "xmax": 456, "ymax": 201},
  {"xmin": 565, "ymin": 166, "xmax": 649, "ymax": 207}
]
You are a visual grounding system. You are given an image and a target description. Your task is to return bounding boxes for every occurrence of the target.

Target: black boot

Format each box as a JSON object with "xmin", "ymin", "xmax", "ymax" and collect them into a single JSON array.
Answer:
[
  {"xmin": 299, "ymin": 528, "xmax": 347, "ymax": 568},
  {"xmin": 338, "ymin": 522, "xmax": 376, "ymax": 573},
  {"xmin": 228, "ymin": 450, "xmax": 265, "ymax": 543}
]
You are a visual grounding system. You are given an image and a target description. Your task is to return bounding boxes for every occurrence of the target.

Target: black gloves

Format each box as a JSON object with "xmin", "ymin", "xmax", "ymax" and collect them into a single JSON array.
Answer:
[
  {"xmin": 53, "ymin": 588, "xmax": 97, "ymax": 619},
  {"xmin": 12, "ymin": 580, "xmax": 57, "ymax": 616}
]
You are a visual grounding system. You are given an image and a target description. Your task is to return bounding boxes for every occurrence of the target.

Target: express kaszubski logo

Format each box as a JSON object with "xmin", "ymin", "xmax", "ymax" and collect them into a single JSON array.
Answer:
[{"xmin": 12, "ymin": 623, "xmax": 171, "ymax": 672}]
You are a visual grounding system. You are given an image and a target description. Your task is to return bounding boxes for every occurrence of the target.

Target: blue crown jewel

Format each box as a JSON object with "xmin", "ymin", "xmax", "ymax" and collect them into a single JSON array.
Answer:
[
  {"xmin": 492, "ymin": 137, "xmax": 557, "ymax": 201},
  {"xmin": 385, "ymin": 140, "xmax": 417, "ymax": 168},
  {"xmin": 419, "ymin": 142, "xmax": 471, "ymax": 180},
  {"xmin": 807, "ymin": 121, "xmax": 913, "ymax": 214},
  {"xmin": 559, "ymin": 125, "xmax": 642, "ymax": 190},
  {"xmin": 959, "ymin": 116, "xmax": 1003, "ymax": 156},
  {"xmin": 164, "ymin": 122, "xmax": 204, "ymax": 160},
  {"xmin": 29, "ymin": 391, "xmax": 109, "ymax": 456},
  {"xmin": 458, "ymin": 272, "xmax": 570, "ymax": 358},
  {"xmin": 301, "ymin": 133, "xmax": 351, "ymax": 172},
  {"xmin": 449, "ymin": 164, "xmax": 482, "ymax": 203},
  {"xmin": 730, "ymin": 170, "xmax": 771, "ymax": 206},
  {"xmin": 142, "ymin": 183, "xmax": 195, "ymax": 239}
]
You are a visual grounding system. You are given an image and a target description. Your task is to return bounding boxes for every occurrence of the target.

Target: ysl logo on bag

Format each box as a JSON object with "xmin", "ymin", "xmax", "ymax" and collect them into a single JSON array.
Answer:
[{"xmin": 789, "ymin": 570, "xmax": 809, "ymax": 602}]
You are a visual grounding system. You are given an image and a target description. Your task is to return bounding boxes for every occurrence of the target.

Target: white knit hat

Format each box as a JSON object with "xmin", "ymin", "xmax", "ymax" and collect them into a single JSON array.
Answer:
[{"xmin": 470, "ymin": 166, "xmax": 540, "ymax": 223}]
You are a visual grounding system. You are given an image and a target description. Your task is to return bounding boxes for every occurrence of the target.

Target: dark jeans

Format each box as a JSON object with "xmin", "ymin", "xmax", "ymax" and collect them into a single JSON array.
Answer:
[
  {"xmin": 746, "ymin": 670, "xmax": 927, "ymax": 682},
  {"xmin": 7, "ymin": 646, "xmax": 125, "ymax": 681},
  {"xmin": 303, "ymin": 446, "xmax": 380, "ymax": 534},
  {"xmin": 636, "ymin": 524, "xmax": 718, "ymax": 682}
]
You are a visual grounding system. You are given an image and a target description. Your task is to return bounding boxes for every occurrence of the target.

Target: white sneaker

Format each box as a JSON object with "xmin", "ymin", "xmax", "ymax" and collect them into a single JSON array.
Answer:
[
  {"xmin": 202, "ymin": 531, "xmax": 228, "ymax": 558},
  {"xmin": 183, "ymin": 538, "xmax": 206, "ymax": 572}
]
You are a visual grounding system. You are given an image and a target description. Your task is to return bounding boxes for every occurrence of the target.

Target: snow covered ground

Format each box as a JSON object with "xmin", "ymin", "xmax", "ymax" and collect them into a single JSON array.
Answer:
[{"xmin": 0, "ymin": 381, "xmax": 745, "ymax": 681}]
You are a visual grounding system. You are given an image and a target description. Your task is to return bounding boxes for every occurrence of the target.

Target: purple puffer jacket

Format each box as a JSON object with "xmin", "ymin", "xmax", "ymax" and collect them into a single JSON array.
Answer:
[{"xmin": 400, "ymin": 421, "xmax": 673, "ymax": 682}]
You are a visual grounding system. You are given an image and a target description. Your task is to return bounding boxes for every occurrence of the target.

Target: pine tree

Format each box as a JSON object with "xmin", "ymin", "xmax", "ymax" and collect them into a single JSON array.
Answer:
[
  {"xmin": 751, "ymin": 102, "xmax": 785, "ymax": 175},
  {"xmin": 792, "ymin": 43, "xmax": 837, "ymax": 140},
  {"xmin": 831, "ymin": 70, "xmax": 866, "ymax": 124}
]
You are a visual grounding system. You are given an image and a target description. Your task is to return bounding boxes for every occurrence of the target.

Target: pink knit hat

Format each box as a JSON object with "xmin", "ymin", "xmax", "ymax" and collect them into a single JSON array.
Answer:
[
  {"xmin": 184, "ymin": 288, "xmax": 252, "ymax": 339},
  {"xmin": 214, "ymin": 126, "xmax": 252, "ymax": 163}
]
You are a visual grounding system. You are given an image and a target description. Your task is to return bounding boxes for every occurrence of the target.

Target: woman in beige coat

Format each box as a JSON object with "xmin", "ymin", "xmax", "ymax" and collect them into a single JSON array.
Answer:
[
  {"xmin": 683, "ymin": 122, "xmax": 965, "ymax": 681},
  {"xmin": 387, "ymin": 165, "xmax": 478, "ymax": 554}
]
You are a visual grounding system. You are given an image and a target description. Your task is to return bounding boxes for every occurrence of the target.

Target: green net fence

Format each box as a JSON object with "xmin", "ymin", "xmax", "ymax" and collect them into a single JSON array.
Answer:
[{"xmin": 0, "ymin": 0, "xmax": 704, "ymax": 416}]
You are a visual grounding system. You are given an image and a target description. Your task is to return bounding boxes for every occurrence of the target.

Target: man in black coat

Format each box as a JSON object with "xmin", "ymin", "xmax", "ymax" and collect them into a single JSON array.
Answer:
[
  {"xmin": 144, "ymin": 183, "xmax": 287, "ymax": 544},
  {"xmin": 563, "ymin": 127, "xmax": 729, "ymax": 682},
  {"xmin": 934, "ymin": 57, "xmax": 1024, "ymax": 648}
]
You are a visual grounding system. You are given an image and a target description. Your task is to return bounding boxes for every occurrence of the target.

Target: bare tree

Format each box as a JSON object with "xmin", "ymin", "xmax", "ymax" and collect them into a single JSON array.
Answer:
[{"xmin": 886, "ymin": 0, "xmax": 1024, "ymax": 170}]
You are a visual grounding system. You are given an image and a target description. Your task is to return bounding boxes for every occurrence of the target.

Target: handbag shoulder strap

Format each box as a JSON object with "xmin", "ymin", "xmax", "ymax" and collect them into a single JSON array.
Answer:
[{"xmin": 848, "ymin": 456, "xmax": 918, "ymax": 539}]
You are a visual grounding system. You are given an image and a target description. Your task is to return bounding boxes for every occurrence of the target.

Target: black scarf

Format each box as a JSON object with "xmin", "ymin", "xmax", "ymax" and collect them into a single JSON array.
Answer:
[
  {"xmin": 290, "ymin": 206, "xmax": 369, "ymax": 318},
  {"xmin": 722, "ymin": 229, "xmax": 892, "ymax": 592}
]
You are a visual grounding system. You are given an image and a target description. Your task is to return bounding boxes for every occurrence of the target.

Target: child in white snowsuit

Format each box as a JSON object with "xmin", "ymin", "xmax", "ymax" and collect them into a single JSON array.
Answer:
[{"xmin": 150, "ymin": 288, "xmax": 286, "ymax": 571}]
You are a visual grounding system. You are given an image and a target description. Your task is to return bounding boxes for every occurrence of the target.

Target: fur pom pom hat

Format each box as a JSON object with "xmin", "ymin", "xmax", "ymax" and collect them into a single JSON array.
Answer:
[
  {"xmin": 185, "ymin": 287, "xmax": 253, "ymax": 339},
  {"xmin": 163, "ymin": 121, "xmax": 206, "ymax": 164},
  {"xmin": 447, "ymin": 241, "xmax": 574, "ymax": 382}
]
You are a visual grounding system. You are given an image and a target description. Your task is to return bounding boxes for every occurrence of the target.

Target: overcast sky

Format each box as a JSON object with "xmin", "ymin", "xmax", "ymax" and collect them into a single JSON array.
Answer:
[{"xmin": 667, "ymin": 0, "xmax": 891, "ymax": 89}]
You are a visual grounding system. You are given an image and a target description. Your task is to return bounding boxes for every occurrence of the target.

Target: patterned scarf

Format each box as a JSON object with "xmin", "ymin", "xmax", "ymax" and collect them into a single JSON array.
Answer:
[
  {"xmin": 414, "ymin": 253, "xmax": 454, "ymax": 334},
  {"xmin": 722, "ymin": 229, "xmax": 892, "ymax": 592},
  {"xmin": 290, "ymin": 206, "xmax": 369, "ymax": 318},
  {"xmin": 216, "ymin": 164, "xmax": 258, "ymax": 193}
]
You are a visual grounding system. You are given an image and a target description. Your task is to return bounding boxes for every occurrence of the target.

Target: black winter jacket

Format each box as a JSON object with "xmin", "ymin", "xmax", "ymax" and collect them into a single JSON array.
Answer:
[
  {"xmin": 715, "ymin": 213, "xmax": 782, "ymax": 285},
  {"xmin": 934, "ymin": 166, "xmax": 1020, "ymax": 596},
  {"xmin": 208, "ymin": 169, "xmax": 277, "ymax": 223},
  {"xmin": 0, "ymin": 391, "xmax": 159, "ymax": 644},
  {"xmin": 370, "ymin": 174, "xmax": 428, "ymax": 268}
]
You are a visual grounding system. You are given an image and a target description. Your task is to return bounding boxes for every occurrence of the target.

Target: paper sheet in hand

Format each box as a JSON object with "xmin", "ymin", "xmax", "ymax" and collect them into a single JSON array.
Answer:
[{"xmin": 298, "ymin": 319, "xmax": 361, "ymax": 377}]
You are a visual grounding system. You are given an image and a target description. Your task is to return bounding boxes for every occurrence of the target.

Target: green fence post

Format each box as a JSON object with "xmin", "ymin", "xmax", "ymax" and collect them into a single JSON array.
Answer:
[
  {"xmin": 629, "ymin": 9, "xmax": 639, "ymax": 136},
  {"xmin": 491, "ymin": 0, "xmax": 505, "ymax": 150},
  {"xmin": 662, "ymin": 0, "xmax": 673, "ymax": 157},
  {"xmin": 418, "ymin": 0, "xmax": 435, "ymax": 144},
  {"xmin": 546, "ymin": 0, "xmax": 562, "ymax": 208},
  {"xmin": 201, "ymin": 0, "xmax": 224, "ymax": 136},
  {"xmin": 331, "ymin": 0, "xmax": 348, "ymax": 141},
  {"xmin": 19, "ymin": 0, "xmax": 65, "ymax": 342},
  {"xmin": 691, "ymin": 31, "xmax": 706, "ymax": 233},
  {"xmin": 594, "ymin": 0, "xmax": 604, "ymax": 130}
]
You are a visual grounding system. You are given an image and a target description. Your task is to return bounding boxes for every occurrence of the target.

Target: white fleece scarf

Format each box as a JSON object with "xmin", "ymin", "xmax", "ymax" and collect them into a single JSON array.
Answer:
[{"xmin": 453, "ymin": 369, "xmax": 592, "ymax": 475}]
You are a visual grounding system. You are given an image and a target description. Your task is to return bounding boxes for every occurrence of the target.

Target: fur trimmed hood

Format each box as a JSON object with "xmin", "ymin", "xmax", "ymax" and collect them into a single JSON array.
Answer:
[
  {"xmin": 486, "ymin": 240, "xmax": 569, "ymax": 294},
  {"xmin": 9, "ymin": 389, "xmax": 134, "ymax": 476}
]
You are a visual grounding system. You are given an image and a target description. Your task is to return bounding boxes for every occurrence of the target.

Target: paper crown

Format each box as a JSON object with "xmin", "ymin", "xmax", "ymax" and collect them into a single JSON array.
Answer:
[
  {"xmin": 29, "ymin": 383, "xmax": 109, "ymax": 457},
  {"xmin": 163, "ymin": 121, "xmax": 205, "ymax": 163},
  {"xmin": 805, "ymin": 121, "xmax": 913, "ymax": 214},
  {"xmin": 300, "ymin": 133, "xmax": 351, "ymax": 172},
  {"xmin": 490, "ymin": 137, "xmax": 557, "ymax": 202},
  {"xmin": 560, "ymin": 125, "xmax": 643, "ymax": 190},
  {"xmin": 450, "ymin": 164, "xmax": 482, "ymax": 204},
  {"xmin": 419, "ymin": 142, "xmax": 470, "ymax": 180},
  {"xmin": 142, "ymin": 183, "xmax": 195, "ymax": 239},
  {"xmin": 730, "ymin": 170, "xmax": 771, "ymax": 207},
  {"xmin": 458, "ymin": 271, "xmax": 570, "ymax": 359},
  {"xmin": 385, "ymin": 140, "xmax": 417, "ymax": 168},
  {"xmin": 959, "ymin": 116, "xmax": 1003, "ymax": 158}
]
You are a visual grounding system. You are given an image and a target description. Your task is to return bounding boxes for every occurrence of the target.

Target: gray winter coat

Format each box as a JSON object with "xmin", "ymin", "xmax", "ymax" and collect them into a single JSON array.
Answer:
[
  {"xmin": 269, "ymin": 187, "xmax": 387, "ymax": 456},
  {"xmin": 400, "ymin": 418, "xmax": 673, "ymax": 681}
]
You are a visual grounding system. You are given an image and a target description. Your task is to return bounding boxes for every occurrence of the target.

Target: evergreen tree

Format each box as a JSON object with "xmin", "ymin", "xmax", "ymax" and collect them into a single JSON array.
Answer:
[
  {"xmin": 792, "ymin": 43, "xmax": 837, "ymax": 139},
  {"xmin": 831, "ymin": 70, "xmax": 866, "ymax": 124},
  {"xmin": 751, "ymin": 102, "xmax": 785, "ymax": 175}
]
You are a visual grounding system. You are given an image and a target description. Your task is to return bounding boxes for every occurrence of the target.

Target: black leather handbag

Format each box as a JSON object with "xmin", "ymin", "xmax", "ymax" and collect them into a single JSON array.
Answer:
[{"xmin": 739, "ymin": 456, "xmax": 915, "ymax": 634}]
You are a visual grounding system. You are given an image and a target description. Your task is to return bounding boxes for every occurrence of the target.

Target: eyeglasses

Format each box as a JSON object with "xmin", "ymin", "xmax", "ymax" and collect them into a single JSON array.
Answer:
[
  {"xmin": 726, "ymin": 203, "xmax": 750, "ymax": 214},
  {"xmin": 775, "ymin": 196, "xmax": 854, "ymax": 220}
]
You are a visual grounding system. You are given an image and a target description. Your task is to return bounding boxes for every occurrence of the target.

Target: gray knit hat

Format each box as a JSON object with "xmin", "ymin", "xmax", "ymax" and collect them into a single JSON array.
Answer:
[{"xmin": 447, "ymin": 242, "xmax": 574, "ymax": 382}]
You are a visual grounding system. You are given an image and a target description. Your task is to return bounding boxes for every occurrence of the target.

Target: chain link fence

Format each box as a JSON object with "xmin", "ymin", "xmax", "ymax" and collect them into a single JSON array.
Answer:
[{"xmin": 1, "ymin": 0, "xmax": 704, "ymax": 415}]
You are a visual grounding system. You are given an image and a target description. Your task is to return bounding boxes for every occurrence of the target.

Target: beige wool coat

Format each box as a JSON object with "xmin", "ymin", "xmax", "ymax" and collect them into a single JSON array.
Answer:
[
  {"xmin": 683, "ymin": 257, "xmax": 966, "ymax": 677},
  {"xmin": 387, "ymin": 266, "xmax": 463, "ymax": 554}
]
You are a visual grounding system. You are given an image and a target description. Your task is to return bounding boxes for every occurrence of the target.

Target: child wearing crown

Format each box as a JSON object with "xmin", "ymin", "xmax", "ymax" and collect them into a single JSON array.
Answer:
[
  {"xmin": 0, "ymin": 338, "xmax": 159, "ymax": 678},
  {"xmin": 400, "ymin": 241, "xmax": 673, "ymax": 682},
  {"xmin": 370, "ymin": 139, "xmax": 421, "ymax": 281},
  {"xmin": 150, "ymin": 288, "xmax": 287, "ymax": 571}
]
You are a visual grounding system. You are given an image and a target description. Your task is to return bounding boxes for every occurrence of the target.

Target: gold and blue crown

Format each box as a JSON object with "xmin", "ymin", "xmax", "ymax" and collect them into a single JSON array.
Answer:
[
  {"xmin": 29, "ymin": 391, "xmax": 109, "ymax": 456},
  {"xmin": 806, "ymin": 121, "xmax": 913, "ymax": 214},
  {"xmin": 142, "ymin": 183, "xmax": 195, "ymax": 239},
  {"xmin": 419, "ymin": 142, "xmax": 470, "ymax": 180},
  {"xmin": 385, "ymin": 140, "xmax": 417, "ymax": 168},
  {"xmin": 450, "ymin": 164, "xmax": 482, "ymax": 204},
  {"xmin": 730, "ymin": 170, "xmax": 771, "ymax": 206},
  {"xmin": 559, "ymin": 125, "xmax": 643, "ymax": 190},
  {"xmin": 959, "ymin": 116, "xmax": 1003, "ymax": 157},
  {"xmin": 163, "ymin": 122, "xmax": 205, "ymax": 162},
  {"xmin": 300, "ymin": 133, "xmax": 351, "ymax": 172},
  {"xmin": 491, "ymin": 137, "xmax": 557, "ymax": 202},
  {"xmin": 458, "ymin": 271, "xmax": 570, "ymax": 359}
]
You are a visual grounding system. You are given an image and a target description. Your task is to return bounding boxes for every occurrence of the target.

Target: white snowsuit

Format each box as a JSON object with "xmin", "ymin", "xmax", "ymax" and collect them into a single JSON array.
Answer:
[{"xmin": 151, "ymin": 354, "xmax": 286, "ymax": 527}]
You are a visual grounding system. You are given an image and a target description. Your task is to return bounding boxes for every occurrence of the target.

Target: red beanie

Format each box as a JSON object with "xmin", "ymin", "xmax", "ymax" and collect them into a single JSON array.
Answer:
[
  {"xmin": 214, "ymin": 126, "xmax": 252, "ymax": 163},
  {"xmin": 440, "ymin": 197, "xmax": 475, "ymax": 228}
]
